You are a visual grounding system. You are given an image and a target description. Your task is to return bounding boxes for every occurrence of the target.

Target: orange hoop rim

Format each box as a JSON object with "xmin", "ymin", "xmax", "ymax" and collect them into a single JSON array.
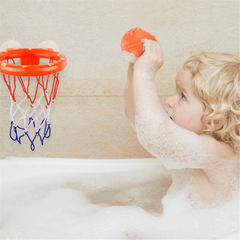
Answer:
[{"xmin": 0, "ymin": 48, "xmax": 67, "ymax": 76}]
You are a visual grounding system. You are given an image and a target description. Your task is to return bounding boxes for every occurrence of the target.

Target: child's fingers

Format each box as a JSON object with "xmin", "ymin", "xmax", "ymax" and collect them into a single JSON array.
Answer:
[
  {"xmin": 139, "ymin": 39, "xmax": 164, "ymax": 69},
  {"xmin": 141, "ymin": 39, "xmax": 152, "ymax": 54},
  {"xmin": 141, "ymin": 38, "xmax": 151, "ymax": 48},
  {"xmin": 141, "ymin": 39, "xmax": 147, "ymax": 52},
  {"xmin": 141, "ymin": 39, "xmax": 161, "ymax": 58},
  {"xmin": 141, "ymin": 38, "xmax": 152, "ymax": 43},
  {"xmin": 141, "ymin": 39, "xmax": 160, "ymax": 51}
]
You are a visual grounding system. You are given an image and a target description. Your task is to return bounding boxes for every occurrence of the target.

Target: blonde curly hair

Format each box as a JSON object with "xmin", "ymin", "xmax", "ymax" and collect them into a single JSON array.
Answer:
[{"xmin": 183, "ymin": 52, "xmax": 240, "ymax": 152}]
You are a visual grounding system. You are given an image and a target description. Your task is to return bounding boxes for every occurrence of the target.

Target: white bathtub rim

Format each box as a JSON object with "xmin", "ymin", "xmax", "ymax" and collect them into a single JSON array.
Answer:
[{"xmin": 0, "ymin": 156, "xmax": 168, "ymax": 184}]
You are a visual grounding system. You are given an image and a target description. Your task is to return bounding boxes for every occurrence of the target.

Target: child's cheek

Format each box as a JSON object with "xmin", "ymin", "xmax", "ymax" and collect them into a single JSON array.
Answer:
[{"xmin": 173, "ymin": 106, "xmax": 189, "ymax": 126}]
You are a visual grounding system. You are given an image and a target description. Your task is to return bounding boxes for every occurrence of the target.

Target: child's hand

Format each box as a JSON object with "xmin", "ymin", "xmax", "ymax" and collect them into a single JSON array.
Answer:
[{"xmin": 134, "ymin": 39, "xmax": 164, "ymax": 79}]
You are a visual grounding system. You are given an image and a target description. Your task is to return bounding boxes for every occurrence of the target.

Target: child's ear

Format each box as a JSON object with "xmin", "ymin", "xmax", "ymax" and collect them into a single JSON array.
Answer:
[{"xmin": 206, "ymin": 119, "xmax": 224, "ymax": 131}]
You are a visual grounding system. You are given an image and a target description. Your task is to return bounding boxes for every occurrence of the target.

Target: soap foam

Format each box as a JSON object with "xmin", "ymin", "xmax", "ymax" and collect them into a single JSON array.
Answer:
[{"xmin": 0, "ymin": 169, "xmax": 239, "ymax": 239}]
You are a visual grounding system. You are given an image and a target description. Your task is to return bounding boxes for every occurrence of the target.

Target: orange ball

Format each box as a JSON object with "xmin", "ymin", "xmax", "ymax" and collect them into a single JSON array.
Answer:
[{"xmin": 121, "ymin": 27, "xmax": 156, "ymax": 62}]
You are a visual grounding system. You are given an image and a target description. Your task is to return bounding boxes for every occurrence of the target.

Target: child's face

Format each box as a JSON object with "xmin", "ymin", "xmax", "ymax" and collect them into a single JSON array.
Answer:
[{"xmin": 166, "ymin": 69, "xmax": 206, "ymax": 134}]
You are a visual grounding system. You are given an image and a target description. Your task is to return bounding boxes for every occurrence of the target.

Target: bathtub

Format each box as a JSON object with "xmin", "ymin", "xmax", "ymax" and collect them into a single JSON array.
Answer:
[{"xmin": 0, "ymin": 157, "xmax": 239, "ymax": 239}]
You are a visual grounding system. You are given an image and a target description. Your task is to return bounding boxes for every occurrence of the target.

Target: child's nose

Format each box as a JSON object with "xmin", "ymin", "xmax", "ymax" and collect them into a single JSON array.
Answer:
[{"xmin": 166, "ymin": 96, "xmax": 174, "ymax": 108}]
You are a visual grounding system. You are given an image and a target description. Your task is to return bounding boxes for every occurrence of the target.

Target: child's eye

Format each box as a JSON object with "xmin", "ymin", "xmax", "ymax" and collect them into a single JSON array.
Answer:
[{"xmin": 181, "ymin": 92, "xmax": 186, "ymax": 101}]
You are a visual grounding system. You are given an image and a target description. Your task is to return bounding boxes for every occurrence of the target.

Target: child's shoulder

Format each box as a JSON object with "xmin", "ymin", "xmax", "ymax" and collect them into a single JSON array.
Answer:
[{"xmin": 200, "ymin": 134, "xmax": 237, "ymax": 159}]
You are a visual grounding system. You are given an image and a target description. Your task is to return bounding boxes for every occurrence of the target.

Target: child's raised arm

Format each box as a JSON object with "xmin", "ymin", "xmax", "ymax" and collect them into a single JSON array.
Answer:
[{"xmin": 131, "ymin": 40, "xmax": 220, "ymax": 169}]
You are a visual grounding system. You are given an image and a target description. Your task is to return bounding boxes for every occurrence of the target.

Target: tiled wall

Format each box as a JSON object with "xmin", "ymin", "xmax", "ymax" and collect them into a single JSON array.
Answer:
[{"xmin": 0, "ymin": 0, "xmax": 239, "ymax": 159}]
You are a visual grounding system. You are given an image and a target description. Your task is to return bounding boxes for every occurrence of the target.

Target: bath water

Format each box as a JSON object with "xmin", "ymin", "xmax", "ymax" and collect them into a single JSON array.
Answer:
[{"xmin": 0, "ymin": 165, "xmax": 239, "ymax": 239}]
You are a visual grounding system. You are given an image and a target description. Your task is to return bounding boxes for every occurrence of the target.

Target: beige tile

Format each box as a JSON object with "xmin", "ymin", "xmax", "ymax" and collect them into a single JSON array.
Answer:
[{"xmin": 0, "ymin": 0, "xmax": 239, "ymax": 98}]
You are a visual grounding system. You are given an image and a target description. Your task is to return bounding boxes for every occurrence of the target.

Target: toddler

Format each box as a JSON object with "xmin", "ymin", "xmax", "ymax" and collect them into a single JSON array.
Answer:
[{"xmin": 124, "ymin": 39, "xmax": 239, "ymax": 210}]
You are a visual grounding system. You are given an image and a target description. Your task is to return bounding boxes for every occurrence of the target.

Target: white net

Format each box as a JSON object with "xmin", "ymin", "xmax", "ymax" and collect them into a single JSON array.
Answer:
[
  {"xmin": 8, "ymin": 92, "xmax": 52, "ymax": 151},
  {"xmin": 2, "ymin": 72, "xmax": 59, "ymax": 151}
]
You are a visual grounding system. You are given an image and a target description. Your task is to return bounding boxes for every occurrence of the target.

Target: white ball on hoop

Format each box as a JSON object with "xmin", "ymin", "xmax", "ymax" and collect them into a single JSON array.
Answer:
[
  {"xmin": 38, "ymin": 40, "xmax": 60, "ymax": 52},
  {"xmin": 0, "ymin": 40, "xmax": 23, "ymax": 52}
]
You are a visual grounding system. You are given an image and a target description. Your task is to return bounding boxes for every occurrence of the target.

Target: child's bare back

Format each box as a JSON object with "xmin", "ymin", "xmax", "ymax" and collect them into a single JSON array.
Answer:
[{"xmin": 163, "ymin": 143, "xmax": 239, "ymax": 210}]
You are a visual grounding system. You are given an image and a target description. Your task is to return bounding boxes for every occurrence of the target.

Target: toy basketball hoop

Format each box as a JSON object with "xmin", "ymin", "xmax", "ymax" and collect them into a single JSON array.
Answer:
[{"xmin": 0, "ymin": 47, "xmax": 67, "ymax": 151}]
